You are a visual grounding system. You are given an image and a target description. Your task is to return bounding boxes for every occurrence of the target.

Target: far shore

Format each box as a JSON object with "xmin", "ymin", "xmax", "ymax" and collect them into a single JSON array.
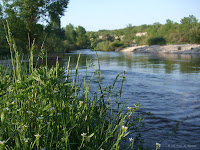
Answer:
[{"xmin": 120, "ymin": 44, "xmax": 200, "ymax": 54}]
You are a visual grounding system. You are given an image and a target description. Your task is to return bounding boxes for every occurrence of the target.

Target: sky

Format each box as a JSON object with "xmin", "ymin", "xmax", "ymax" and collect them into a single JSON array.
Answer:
[{"xmin": 61, "ymin": 0, "xmax": 200, "ymax": 31}]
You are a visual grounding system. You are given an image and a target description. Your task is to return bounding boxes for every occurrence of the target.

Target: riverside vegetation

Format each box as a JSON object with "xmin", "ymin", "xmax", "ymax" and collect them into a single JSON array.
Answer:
[
  {"xmin": 0, "ymin": 24, "xmax": 153, "ymax": 150},
  {"xmin": 1, "ymin": 0, "xmax": 200, "ymax": 54}
]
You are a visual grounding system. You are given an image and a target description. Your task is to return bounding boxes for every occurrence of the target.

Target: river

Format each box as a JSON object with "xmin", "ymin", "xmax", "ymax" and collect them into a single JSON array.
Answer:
[
  {"xmin": 2, "ymin": 49, "xmax": 199, "ymax": 149},
  {"xmin": 59, "ymin": 49, "xmax": 200, "ymax": 150}
]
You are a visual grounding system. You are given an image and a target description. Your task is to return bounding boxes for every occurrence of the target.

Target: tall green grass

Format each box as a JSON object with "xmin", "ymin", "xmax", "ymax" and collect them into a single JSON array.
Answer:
[{"xmin": 0, "ymin": 27, "xmax": 146, "ymax": 150}]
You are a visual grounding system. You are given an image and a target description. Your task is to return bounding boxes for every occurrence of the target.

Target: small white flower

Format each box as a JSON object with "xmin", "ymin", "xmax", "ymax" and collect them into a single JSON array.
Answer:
[
  {"xmin": 37, "ymin": 117, "xmax": 44, "ymax": 120},
  {"xmin": 0, "ymin": 140, "xmax": 6, "ymax": 145},
  {"xmin": 100, "ymin": 148, "xmax": 104, "ymax": 150},
  {"xmin": 81, "ymin": 133, "xmax": 87, "ymax": 137},
  {"xmin": 156, "ymin": 143, "xmax": 161, "ymax": 148},
  {"xmin": 23, "ymin": 125, "xmax": 29, "ymax": 128},
  {"xmin": 129, "ymin": 137, "xmax": 134, "ymax": 142},
  {"xmin": 53, "ymin": 91, "xmax": 58, "ymax": 93},
  {"xmin": 61, "ymin": 138, "xmax": 65, "ymax": 142},
  {"xmin": 57, "ymin": 113, "xmax": 61, "ymax": 115},
  {"xmin": 122, "ymin": 125, "xmax": 128, "ymax": 131},
  {"xmin": 11, "ymin": 100, "xmax": 18, "ymax": 104},
  {"xmin": 3, "ymin": 107, "xmax": 9, "ymax": 111},
  {"xmin": 17, "ymin": 109, "xmax": 21, "ymax": 111},
  {"xmin": 127, "ymin": 107, "xmax": 132, "ymax": 110},
  {"xmin": 26, "ymin": 111, "xmax": 33, "ymax": 114},
  {"xmin": 79, "ymin": 101, "xmax": 83, "ymax": 105},
  {"xmin": 34, "ymin": 134, "xmax": 41, "ymax": 139},
  {"xmin": 41, "ymin": 147, "xmax": 46, "ymax": 150},
  {"xmin": 24, "ymin": 138, "xmax": 29, "ymax": 143},
  {"xmin": 49, "ymin": 107, "xmax": 56, "ymax": 111}
]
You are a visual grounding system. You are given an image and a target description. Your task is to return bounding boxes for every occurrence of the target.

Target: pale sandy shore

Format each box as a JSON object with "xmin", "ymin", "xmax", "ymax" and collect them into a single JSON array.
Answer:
[{"xmin": 120, "ymin": 44, "xmax": 200, "ymax": 54}]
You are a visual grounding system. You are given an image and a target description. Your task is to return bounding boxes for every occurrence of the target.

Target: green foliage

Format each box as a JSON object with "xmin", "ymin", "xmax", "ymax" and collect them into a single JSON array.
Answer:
[
  {"xmin": 0, "ymin": 28, "xmax": 145, "ymax": 150},
  {"xmin": 90, "ymin": 15, "xmax": 200, "ymax": 49},
  {"xmin": 0, "ymin": 19, "xmax": 10, "ymax": 55},
  {"xmin": 64, "ymin": 24, "xmax": 90, "ymax": 50},
  {"xmin": 1, "ymin": 0, "xmax": 70, "ymax": 53},
  {"xmin": 96, "ymin": 41, "xmax": 114, "ymax": 51},
  {"xmin": 148, "ymin": 37, "xmax": 166, "ymax": 46},
  {"xmin": 178, "ymin": 46, "xmax": 182, "ymax": 50},
  {"xmin": 189, "ymin": 24, "xmax": 200, "ymax": 44}
]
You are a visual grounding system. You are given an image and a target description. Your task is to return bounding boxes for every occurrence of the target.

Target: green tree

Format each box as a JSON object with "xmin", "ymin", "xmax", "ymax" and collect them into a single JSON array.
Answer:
[
  {"xmin": 76, "ymin": 26, "xmax": 89, "ymax": 48},
  {"xmin": 181, "ymin": 15, "xmax": 198, "ymax": 26},
  {"xmin": 65, "ymin": 24, "xmax": 77, "ymax": 45},
  {"xmin": 3, "ymin": 0, "xmax": 69, "ymax": 43},
  {"xmin": 189, "ymin": 24, "xmax": 200, "ymax": 44},
  {"xmin": 0, "ymin": 4, "xmax": 3, "ymax": 17}
]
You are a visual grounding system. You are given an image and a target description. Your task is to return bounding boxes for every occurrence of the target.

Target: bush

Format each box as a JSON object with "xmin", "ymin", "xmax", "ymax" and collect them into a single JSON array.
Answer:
[
  {"xmin": 96, "ymin": 41, "xmax": 114, "ymax": 51},
  {"xmin": 148, "ymin": 37, "xmax": 166, "ymax": 46},
  {"xmin": 111, "ymin": 40, "xmax": 125, "ymax": 48},
  {"xmin": 178, "ymin": 46, "xmax": 182, "ymax": 50},
  {"xmin": 96, "ymin": 41, "xmax": 125, "ymax": 51}
]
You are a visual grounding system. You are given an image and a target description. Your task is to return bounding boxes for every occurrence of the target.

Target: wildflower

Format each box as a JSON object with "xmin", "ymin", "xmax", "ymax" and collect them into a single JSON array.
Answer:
[
  {"xmin": 156, "ymin": 143, "xmax": 161, "ymax": 149},
  {"xmin": 24, "ymin": 138, "xmax": 29, "ymax": 143},
  {"xmin": 3, "ymin": 107, "xmax": 9, "ymax": 111},
  {"xmin": 37, "ymin": 117, "xmax": 44, "ymax": 120},
  {"xmin": 34, "ymin": 134, "xmax": 41, "ymax": 139},
  {"xmin": 23, "ymin": 125, "xmax": 29, "ymax": 128},
  {"xmin": 129, "ymin": 137, "xmax": 134, "ymax": 142},
  {"xmin": 0, "ymin": 140, "xmax": 6, "ymax": 145},
  {"xmin": 61, "ymin": 138, "xmax": 65, "ymax": 142},
  {"xmin": 57, "ymin": 113, "xmax": 61, "ymax": 115},
  {"xmin": 26, "ymin": 111, "xmax": 33, "ymax": 114},
  {"xmin": 49, "ymin": 107, "xmax": 56, "ymax": 111},
  {"xmin": 122, "ymin": 125, "xmax": 128, "ymax": 131},
  {"xmin": 81, "ymin": 133, "xmax": 87, "ymax": 137},
  {"xmin": 127, "ymin": 107, "xmax": 132, "ymax": 110},
  {"xmin": 11, "ymin": 100, "xmax": 18, "ymax": 104}
]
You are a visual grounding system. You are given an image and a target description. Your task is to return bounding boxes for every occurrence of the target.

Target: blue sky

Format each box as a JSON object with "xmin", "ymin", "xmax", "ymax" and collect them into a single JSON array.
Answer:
[{"xmin": 61, "ymin": 0, "xmax": 200, "ymax": 31}]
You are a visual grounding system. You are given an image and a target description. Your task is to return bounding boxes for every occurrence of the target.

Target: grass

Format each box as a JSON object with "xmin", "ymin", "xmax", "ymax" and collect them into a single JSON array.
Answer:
[{"xmin": 0, "ymin": 26, "xmax": 147, "ymax": 150}]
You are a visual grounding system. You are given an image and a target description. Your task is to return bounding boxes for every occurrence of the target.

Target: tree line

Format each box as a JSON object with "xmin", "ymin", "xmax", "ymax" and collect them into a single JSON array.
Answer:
[
  {"xmin": 0, "ymin": 0, "xmax": 89, "ymax": 55},
  {"xmin": 87, "ymin": 15, "xmax": 200, "ymax": 51},
  {"xmin": 0, "ymin": 1, "xmax": 200, "ymax": 54}
]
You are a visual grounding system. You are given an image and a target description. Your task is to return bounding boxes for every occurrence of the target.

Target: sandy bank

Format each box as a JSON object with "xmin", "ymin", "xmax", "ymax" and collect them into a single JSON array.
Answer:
[{"xmin": 120, "ymin": 44, "xmax": 200, "ymax": 54}]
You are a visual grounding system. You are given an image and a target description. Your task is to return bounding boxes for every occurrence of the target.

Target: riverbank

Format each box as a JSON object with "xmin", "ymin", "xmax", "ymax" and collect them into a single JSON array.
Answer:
[{"xmin": 120, "ymin": 44, "xmax": 200, "ymax": 54}]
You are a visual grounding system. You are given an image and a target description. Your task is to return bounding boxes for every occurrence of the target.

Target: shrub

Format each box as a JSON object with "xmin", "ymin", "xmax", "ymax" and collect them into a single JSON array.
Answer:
[
  {"xmin": 96, "ymin": 41, "xmax": 114, "ymax": 51},
  {"xmin": 178, "ymin": 46, "xmax": 182, "ymax": 50},
  {"xmin": 111, "ymin": 40, "xmax": 125, "ymax": 48},
  {"xmin": 148, "ymin": 37, "xmax": 166, "ymax": 46}
]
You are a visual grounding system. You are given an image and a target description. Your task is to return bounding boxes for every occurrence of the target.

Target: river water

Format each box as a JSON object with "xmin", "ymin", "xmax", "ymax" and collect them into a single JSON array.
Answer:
[
  {"xmin": 59, "ymin": 49, "xmax": 200, "ymax": 150},
  {"xmin": 2, "ymin": 49, "xmax": 198, "ymax": 149}
]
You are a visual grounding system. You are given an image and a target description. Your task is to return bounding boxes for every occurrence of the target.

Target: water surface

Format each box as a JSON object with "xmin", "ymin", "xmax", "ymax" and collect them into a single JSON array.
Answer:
[{"xmin": 61, "ymin": 49, "xmax": 200, "ymax": 150}]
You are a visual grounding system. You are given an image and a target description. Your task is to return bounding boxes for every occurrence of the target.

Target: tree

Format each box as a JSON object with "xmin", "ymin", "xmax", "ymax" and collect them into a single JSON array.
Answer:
[
  {"xmin": 76, "ymin": 26, "xmax": 89, "ymax": 48},
  {"xmin": 3, "ymin": 0, "xmax": 69, "ymax": 43},
  {"xmin": 181, "ymin": 15, "xmax": 198, "ymax": 26},
  {"xmin": 0, "ymin": 4, "xmax": 3, "ymax": 18},
  {"xmin": 189, "ymin": 24, "xmax": 200, "ymax": 44},
  {"xmin": 65, "ymin": 24, "xmax": 77, "ymax": 44}
]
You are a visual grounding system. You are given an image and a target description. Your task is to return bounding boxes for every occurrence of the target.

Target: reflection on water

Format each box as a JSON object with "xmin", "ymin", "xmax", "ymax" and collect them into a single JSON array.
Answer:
[{"xmin": 62, "ymin": 50, "xmax": 200, "ymax": 75}]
